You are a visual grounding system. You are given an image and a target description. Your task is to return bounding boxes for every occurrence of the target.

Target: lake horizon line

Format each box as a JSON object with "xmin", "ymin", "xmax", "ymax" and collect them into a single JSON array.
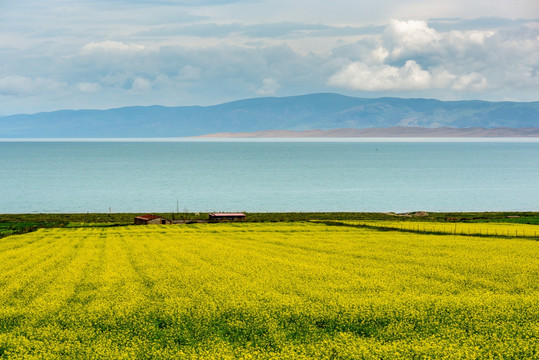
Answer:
[{"xmin": 2, "ymin": 137, "xmax": 539, "ymax": 143}]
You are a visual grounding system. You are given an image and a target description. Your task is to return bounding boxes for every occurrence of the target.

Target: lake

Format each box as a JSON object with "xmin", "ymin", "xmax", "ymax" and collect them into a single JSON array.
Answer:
[{"xmin": 0, "ymin": 139, "xmax": 538, "ymax": 213}]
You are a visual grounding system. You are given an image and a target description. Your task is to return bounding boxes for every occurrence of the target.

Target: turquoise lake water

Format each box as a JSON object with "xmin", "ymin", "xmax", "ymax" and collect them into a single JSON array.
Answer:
[{"xmin": 0, "ymin": 140, "xmax": 538, "ymax": 213}]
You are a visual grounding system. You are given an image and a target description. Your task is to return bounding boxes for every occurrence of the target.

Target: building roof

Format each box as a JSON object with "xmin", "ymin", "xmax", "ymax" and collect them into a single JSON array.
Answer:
[
  {"xmin": 135, "ymin": 214, "xmax": 164, "ymax": 220},
  {"xmin": 209, "ymin": 213, "xmax": 246, "ymax": 217}
]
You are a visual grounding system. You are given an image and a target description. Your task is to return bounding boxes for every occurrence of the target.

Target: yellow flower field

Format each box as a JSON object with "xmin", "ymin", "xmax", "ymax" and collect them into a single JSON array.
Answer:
[
  {"xmin": 329, "ymin": 220, "xmax": 539, "ymax": 238},
  {"xmin": 0, "ymin": 222, "xmax": 538, "ymax": 359}
]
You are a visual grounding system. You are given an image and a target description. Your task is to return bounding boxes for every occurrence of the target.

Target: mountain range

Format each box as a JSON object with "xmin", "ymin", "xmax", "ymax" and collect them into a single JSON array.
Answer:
[{"xmin": 1, "ymin": 93, "xmax": 538, "ymax": 138}]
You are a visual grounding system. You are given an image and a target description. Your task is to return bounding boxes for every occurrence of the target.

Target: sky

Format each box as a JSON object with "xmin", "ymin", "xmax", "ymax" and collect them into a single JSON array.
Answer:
[{"xmin": 0, "ymin": 0, "xmax": 538, "ymax": 115}]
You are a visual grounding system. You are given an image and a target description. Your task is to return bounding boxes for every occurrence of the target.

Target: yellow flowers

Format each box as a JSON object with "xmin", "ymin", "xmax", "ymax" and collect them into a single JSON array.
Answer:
[
  {"xmin": 0, "ymin": 222, "xmax": 538, "ymax": 359},
  {"xmin": 332, "ymin": 220, "xmax": 539, "ymax": 238}
]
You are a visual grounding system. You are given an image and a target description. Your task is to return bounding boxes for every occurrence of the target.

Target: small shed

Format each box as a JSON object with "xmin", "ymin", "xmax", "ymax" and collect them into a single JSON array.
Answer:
[
  {"xmin": 209, "ymin": 213, "xmax": 246, "ymax": 222},
  {"xmin": 134, "ymin": 214, "xmax": 172, "ymax": 225}
]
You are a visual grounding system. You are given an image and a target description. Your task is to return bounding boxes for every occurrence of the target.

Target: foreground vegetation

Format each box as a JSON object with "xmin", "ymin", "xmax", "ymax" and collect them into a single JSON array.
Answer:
[
  {"xmin": 1, "ymin": 211, "xmax": 538, "ymax": 238},
  {"xmin": 0, "ymin": 222, "xmax": 537, "ymax": 359},
  {"xmin": 326, "ymin": 220, "xmax": 539, "ymax": 238}
]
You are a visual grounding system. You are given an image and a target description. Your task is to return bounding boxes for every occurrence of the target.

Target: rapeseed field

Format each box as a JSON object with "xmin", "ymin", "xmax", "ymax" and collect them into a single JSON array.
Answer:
[
  {"xmin": 335, "ymin": 220, "xmax": 539, "ymax": 238},
  {"xmin": 0, "ymin": 222, "xmax": 537, "ymax": 359}
]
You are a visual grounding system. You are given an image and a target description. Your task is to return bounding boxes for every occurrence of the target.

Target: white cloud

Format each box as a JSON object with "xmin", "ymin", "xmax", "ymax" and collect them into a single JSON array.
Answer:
[
  {"xmin": 368, "ymin": 47, "xmax": 389, "ymax": 64},
  {"xmin": 130, "ymin": 77, "xmax": 152, "ymax": 92},
  {"xmin": 329, "ymin": 18, "xmax": 538, "ymax": 96},
  {"xmin": 384, "ymin": 19, "xmax": 441, "ymax": 52},
  {"xmin": 0, "ymin": 75, "xmax": 65, "ymax": 96},
  {"xmin": 381, "ymin": 19, "xmax": 502, "ymax": 64},
  {"xmin": 430, "ymin": 69, "xmax": 457, "ymax": 88},
  {"xmin": 328, "ymin": 60, "xmax": 432, "ymax": 91},
  {"xmin": 451, "ymin": 73, "xmax": 488, "ymax": 91},
  {"xmin": 329, "ymin": 60, "xmax": 493, "ymax": 93},
  {"xmin": 76, "ymin": 82, "xmax": 102, "ymax": 93},
  {"xmin": 81, "ymin": 41, "xmax": 146, "ymax": 54},
  {"xmin": 256, "ymin": 78, "xmax": 281, "ymax": 95},
  {"xmin": 449, "ymin": 30, "xmax": 494, "ymax": 45}
]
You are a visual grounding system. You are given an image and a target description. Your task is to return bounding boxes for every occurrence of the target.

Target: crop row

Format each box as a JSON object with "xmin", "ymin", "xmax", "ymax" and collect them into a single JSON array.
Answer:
[
  {"xmin": 0, "ymin": 223, "xmax": 537, "ymax": 359},
  {"xmin": 327, "ymin": 220, "xmax": 539, "ymax": 238}
]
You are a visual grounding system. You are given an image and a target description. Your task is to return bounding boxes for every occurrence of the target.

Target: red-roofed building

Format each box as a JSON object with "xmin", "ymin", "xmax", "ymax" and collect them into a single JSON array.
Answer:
[
  {"xmin": 134, "ymin": 214, "xmax": 172, "ymax": 225},
  {"xmin": 209, "ymin": 213, "xmax": 246, "ymax": 222}
]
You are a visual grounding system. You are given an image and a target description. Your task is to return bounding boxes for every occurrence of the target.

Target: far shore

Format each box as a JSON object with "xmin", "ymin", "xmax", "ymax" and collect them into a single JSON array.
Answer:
[
  {"xmin": 197, "ymin": 127, "xmax": 539, "ymax": 138},
  {"xmin": 2, "ymin": 127, "xmax": 539, "ymax": 142}
]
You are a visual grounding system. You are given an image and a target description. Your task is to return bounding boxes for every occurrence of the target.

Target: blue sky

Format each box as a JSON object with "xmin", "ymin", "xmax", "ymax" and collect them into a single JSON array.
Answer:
[{"xmin": 0, "ymin": 0, "xmax": 538, "ymax": 115}]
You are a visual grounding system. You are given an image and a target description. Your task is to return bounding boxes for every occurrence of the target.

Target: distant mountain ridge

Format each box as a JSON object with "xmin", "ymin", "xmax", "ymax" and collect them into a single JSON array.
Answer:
[{"xmin": 0, "ymin": 93, "xmax": 538, "ymax": 138}]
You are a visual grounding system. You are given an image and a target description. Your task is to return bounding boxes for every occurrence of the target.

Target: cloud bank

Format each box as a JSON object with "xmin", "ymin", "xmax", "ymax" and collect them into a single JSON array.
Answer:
[
  {"xmin": 0, "ymin": 1, "xmax": 537, "ymax": 114},
  {"xmin": 328, "ymin": 19, "xmax": 504, "ymax": 92}
]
